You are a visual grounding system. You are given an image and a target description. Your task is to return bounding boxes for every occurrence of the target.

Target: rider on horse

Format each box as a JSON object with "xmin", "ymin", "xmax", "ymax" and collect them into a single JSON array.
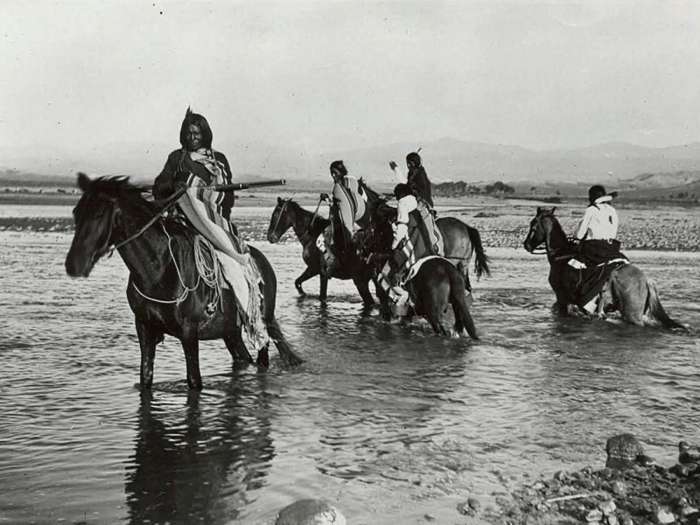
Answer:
[
  {"xmin": 318, "ymin": 160, "xmax": 366, "ymax": 275},
  {"xmin": 571, "ymin": 184, "xmax": 628, "ymax": 314},
  {"xmin": 390, "ymin": 152, "xmax": 442, "ymax": 257},
  {"xmin": 575, "ymin": 185, "xmax": 625, "ymax": 264},
  {"xmin": 152, "ymin": 108, "xmax": 269, "ymax": 352}
]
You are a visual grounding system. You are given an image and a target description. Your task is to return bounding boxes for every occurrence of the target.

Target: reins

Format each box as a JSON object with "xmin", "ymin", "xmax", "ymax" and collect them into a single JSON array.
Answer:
[
  {"xmin": 273, "ymin": 197, "xmax": 325, "ymax": 246},
  {"xmin": 527, "ymin": 213, "xmax": 576, "ymax": 260},
  {"xmin": 108, "ymin": 186, "xmax": 188, "ymax": 256},
  {"xmin": 269, "ymin": 199, "xmax": 290, "ymax": 240}
]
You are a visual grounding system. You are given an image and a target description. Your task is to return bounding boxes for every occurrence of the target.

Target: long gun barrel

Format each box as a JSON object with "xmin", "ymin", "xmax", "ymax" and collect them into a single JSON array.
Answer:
[{"xmin": 212, "ymin": 179, "xmax": 286, "ymax": 192}]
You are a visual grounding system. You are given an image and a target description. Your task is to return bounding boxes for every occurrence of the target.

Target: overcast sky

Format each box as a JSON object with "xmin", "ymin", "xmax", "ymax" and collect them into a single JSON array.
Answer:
[{"xmin": 2, "ymin": 1, "xmax": 700, "ymax": 174}]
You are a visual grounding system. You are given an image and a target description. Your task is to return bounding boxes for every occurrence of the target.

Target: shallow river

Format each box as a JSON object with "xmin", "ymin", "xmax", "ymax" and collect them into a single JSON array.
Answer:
[{"xmin": 0, "ymin": 207, "xmax": 698, "ymax": 524}]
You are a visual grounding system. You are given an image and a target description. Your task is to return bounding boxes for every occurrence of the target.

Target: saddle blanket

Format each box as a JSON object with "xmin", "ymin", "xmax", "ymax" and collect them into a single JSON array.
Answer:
[
  {"xmin": 568, "ymin": 257, "xmax": 629, "ymax": 270},
  {"xmin": 404, "ymin": 255, "xmax": 445, "ymax": 283}
]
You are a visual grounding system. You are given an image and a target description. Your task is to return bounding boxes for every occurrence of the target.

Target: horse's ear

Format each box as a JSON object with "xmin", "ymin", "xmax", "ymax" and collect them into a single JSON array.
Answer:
[
  {"xmin": 77, "ymin": 172, "xmax": 91, "ymax": 193},
  {"xmin": 550, "ymin": 206, "xmax": 557, "ymax": 214},
  {"xmin": 277, "ymin": 196, "xmax": 282, "ymax": 204},
  {"xmin": 536, "ymin": 206, "xmax": 543, "ymax": 214}
]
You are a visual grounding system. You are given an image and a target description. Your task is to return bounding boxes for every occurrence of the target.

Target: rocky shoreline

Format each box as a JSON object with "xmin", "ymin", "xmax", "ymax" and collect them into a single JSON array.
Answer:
[
  {"xmin": 473, "ymin": 435, "xmax": 700, "ymax": 525},
  {"xmin": 265, "ymin": 435, "xmax": 700, "ymax": 525},
  {"xmin": 2, "ymin": 213, "xmax": 699, "ymax": 252}
]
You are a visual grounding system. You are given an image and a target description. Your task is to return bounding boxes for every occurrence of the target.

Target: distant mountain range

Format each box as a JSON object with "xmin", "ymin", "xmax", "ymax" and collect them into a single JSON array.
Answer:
[
  {"xmin": 327, "ymin": 138, "xmax": 700, "ymax": 185},
  {"xmin": 4, "ymin": 138, "xmax": 700, "ymax": 188}
]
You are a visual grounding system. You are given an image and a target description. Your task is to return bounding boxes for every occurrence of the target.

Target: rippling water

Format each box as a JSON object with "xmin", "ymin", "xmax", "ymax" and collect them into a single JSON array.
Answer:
[{"xmin": 0, "ymin": 207, "xmax": 698, "ymax": 524}]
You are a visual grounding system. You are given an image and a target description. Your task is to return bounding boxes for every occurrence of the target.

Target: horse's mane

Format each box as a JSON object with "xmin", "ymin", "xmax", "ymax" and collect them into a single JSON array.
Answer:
[
  {"xmin": 537, "ymin": 209, "xmax": 570, "ymax": 250},
  {"xmin": 81, "ymin": 174, "xmax": 157, "ymax": 211},
  {"xmin": 88, "ymin": 175, "xmax": 149, "ymax": 195},
  {"xmin": 541, "ymin": 210, "xmax": 566, "ymax": 237}
]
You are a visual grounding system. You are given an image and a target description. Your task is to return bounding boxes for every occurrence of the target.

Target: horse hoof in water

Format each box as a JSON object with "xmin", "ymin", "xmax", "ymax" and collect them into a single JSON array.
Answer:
[{"xmin": 257, "ymin": 347, "xmax": 270, "ymax": 368}]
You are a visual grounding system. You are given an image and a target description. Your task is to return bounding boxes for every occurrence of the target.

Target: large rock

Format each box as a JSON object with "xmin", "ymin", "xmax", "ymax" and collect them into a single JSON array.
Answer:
[
  {"xmin": 275, "ymin": 499, "xmax": 346, "ymax": 525},
  {"xmin": 606, "ymin": 434, "xmax": 645, "ymax": 470}
]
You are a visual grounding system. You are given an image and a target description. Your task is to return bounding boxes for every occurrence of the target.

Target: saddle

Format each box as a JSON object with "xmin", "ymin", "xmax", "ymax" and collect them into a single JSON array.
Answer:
[{"xmin": 409, "ymin": 204, "xmax": 443, "ymax": 257}]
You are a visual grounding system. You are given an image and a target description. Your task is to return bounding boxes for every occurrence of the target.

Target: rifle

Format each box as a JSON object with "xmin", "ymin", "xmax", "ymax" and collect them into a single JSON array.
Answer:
[
  {"xmin": 152, "ymin": 179, "xmax": 286, "ymax": 205},
  {"xmin": 210, "ymin": 179, "xmax": 286, "ymax": 192}
]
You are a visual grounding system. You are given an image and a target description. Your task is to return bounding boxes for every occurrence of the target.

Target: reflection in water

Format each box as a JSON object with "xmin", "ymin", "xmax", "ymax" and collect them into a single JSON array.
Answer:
[
  {"xmin": 1, "ymin": 225, "xmax": 699, "ymax": 524},
  {"xmin": 125, "ymin": 373, "xmax": 274, "ymax": 524}
]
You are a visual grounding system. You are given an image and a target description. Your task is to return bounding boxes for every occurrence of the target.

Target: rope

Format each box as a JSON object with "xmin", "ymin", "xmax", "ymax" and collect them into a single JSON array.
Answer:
[
  {"xmin": 130, "ymin": 224, "xmax": 223, "ymax": 308},
  {"xmin": 193, "ymin": 235, "xmax": 224, "ymax": 311}
]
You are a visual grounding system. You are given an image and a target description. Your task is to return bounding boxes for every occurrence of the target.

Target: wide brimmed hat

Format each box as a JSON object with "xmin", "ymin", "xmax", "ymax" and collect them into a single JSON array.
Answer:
[{"xmin": 588, "ymin": 185, "xmax": 618, "ymax": 205}]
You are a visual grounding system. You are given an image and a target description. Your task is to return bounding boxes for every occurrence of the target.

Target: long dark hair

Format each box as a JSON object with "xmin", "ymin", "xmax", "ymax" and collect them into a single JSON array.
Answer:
[{"xmin": 179, "ymin": 107, "xmax": 213, "ymax": 150}]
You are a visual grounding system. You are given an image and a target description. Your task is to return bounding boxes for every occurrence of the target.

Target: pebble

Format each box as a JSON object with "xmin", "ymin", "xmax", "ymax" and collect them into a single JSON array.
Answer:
[
  {"xmin": 275, "ymin": 499, "xmax": 346, "ymax": 525},
  {"xmin": 681, "ymin": 505, "xmax": 699, "ymax": 517},
  {"xmin": 655, "ymin": 506, "xmax": 675, "ymax": 524},
  {"xmin": 601, "ymin": 500, "xmax": 617, "ymax": 516},
  {"xmin": 587, "ymin": 509, "xmax": 604, "ymax": 522},
  {"xmin": 468, "ymin": 497, "xmax": 481, "ymax": 512},
  {"xmin": 607, "ymin": 516, "xmax": 619, "ymax": 525},
  {"xmin": 611, "ymin": 480, "xmax": 626, "ymax": 495}
]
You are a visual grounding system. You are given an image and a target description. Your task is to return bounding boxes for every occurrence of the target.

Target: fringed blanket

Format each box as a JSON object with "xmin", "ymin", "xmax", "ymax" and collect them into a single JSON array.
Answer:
[{"xmin": 176, "ymin": 149, "xmax": 269, "ymax": 353}]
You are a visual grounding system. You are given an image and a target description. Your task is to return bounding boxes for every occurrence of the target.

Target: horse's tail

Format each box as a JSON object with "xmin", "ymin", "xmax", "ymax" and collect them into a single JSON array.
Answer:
[
  {"xmin": 249, "ymin": 245, "xmax": 304, "ymax": 366},
  {"xmin": 467, "ymin": 225, "xmax": 490, "ymax": 279},
  {"xmin": 646, "ymin": 279, "xmax": 687, "ymax": 331},
  {"xmin": 265, "ymin": 317, "xmax": 304, "ymax": 366},
  {"xmin": 449, "ymin": 267, "xmax": 479, "ymax": 339}
]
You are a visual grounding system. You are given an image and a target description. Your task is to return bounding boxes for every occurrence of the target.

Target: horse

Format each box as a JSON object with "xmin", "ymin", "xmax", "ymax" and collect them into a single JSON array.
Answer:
[
  {"xmin": 357, "ymin": 178, "xmax": 490, "ymax": 290},
  {"xmin": 359, "ymin": 199, "xmax": 478, "ymax": 338},
  {"xmin": 523, "ymin": 206, "xmax": 685, "ymax": 329},
  {"xmin": 65, "ymin": 173, "xmax": 302, "ymax": 390},
  {"xmin": 266, "ymin": 197, "xmax": 376, "ymax": 306}
]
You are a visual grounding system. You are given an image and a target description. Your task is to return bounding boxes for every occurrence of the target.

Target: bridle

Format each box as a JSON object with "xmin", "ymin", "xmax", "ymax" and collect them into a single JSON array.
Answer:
[
  {"xmin": 105, "ymin": 186, "xmax": 188, "ymax": 256},
  {"xmin": 526, "ymin": 212, "xmax": 575, "ymax": 261},
  {"xmin": 269, "ymin": 199, "xmax": 291, "ymax": 241},
  {"xmin": 272, "ymin": 197, "xmax": 325, "ymax": 245},
  {"xmin": 525, "ymin": 213, "xmax": 553, "ymax": 256}
]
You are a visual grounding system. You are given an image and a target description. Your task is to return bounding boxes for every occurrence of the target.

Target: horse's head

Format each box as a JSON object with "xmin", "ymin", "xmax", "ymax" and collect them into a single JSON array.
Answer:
[
  {"xmin": 358, "ymin": 198, "xmax": 396, "ymax": 260},
  {"xmin": 358, "ymin": 177, "xmax": 381, "ymax": 205},
  {"xmin": 267, "ymin": 197, "xmax": 293, "ymax": 243},
  {"xmin": 523, "ymin": 206, "xmax": 558, "ymax": 253},
  {"xmin": 65, "ymin": 173, "xmax": 145, "ymax": 277}
]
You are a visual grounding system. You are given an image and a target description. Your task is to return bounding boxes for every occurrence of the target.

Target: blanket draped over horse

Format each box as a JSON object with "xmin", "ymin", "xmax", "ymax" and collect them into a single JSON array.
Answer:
[
  {"xmin": 176, "ymin": 151, "xmax": 269, "ymax": 354},
  {"xmin": 373, "ymin": 203, "xmax": 443, "ymax": 308}
]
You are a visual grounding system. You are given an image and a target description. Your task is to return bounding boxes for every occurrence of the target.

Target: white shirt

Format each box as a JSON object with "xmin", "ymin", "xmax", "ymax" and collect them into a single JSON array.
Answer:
[
  {"xmin": 575, "ymin": 197, "xmax": 619, "ymax": 240},
  {"xmin": 392, "ymin": 194, "xmax": 417, "ymax": 248}
]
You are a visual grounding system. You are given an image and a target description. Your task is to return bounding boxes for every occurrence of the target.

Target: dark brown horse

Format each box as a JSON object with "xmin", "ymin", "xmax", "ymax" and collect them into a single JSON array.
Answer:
[
  {"xmin": 357, "ymin": 178, "xmax": 490, "ymax": 291},
  {"xmin": 266, "ymin": 197, "xmax": 376, "ymax": 306},
  {"xmin": 65, "ymin": 174, "xmax": 302, "ymax": 390},
  {"xmin": 359, "ymin": 199, "xmax": 478, "ymax": 338},
  {"xmin": 523, "ymin": 207, "xmax": 685, "ymax": 329}
]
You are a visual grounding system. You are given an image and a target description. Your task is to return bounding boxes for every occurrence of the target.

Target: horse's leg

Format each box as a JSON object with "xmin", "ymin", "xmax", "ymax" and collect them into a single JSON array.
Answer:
[
  {"xmin": 457, "ymin": 261, "xmax": 472, "ymax": 292},
  {"xmin": 372, "ymin": 276, "xmax": 393, "ymax": 321},
  {"xmin": 135, "ymin": 320, "xmax": 161, "ymax": 390},
  {"xmin": 449, "ymin": 273, "xmax": 479, "ymax": 339},
  {"xmin": 295, "ymin": 266, "xmax": 318, "ymax": 296},
  {"xmin": 611, "ymin": 268, "xmax": 646, "ymax": 326},
  {"xmin": 426, "ymin": 306, "xmax": 448, "ymax": 335},
  {"xmin": 248, "ymin": 245, "xmax": 303, "ymax": 367},
  {"xmin": 180, "ymin": 336, "xmax": 203, "ymax": 390},
  {"xmin": 319, "ymin": 274, "xmax": 329, "ymax": 301},
  {"xmin": 353, "ymin": 276, "xmax": 375, "ymax": 307},
  {"xmin": 224, "ymin": 328, "xmax": 254, "ymax": 367}
]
